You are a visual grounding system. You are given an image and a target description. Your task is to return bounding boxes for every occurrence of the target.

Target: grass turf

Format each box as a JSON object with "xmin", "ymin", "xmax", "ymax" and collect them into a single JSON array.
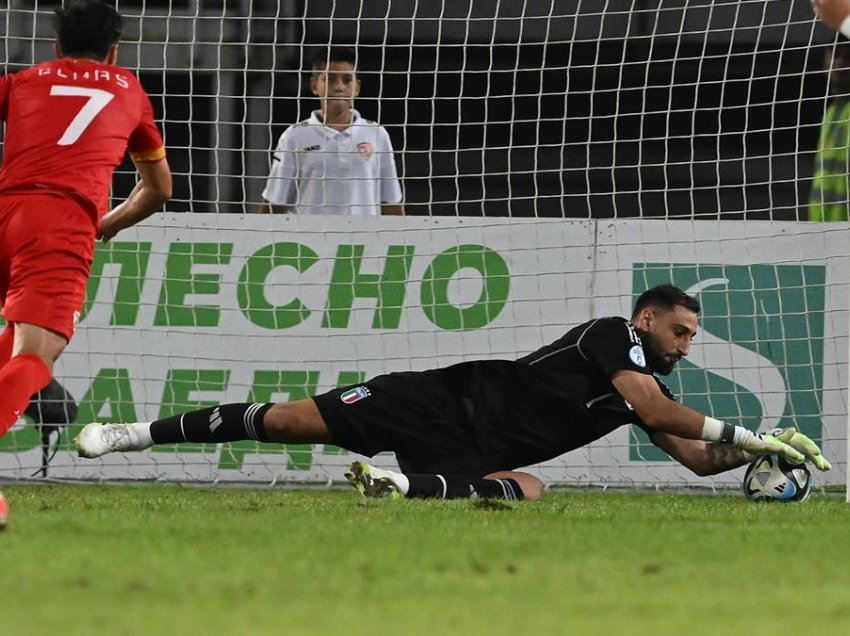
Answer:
[{"xmin": 1, "ymin": 484, "xmax": 849, "ymax": 635}]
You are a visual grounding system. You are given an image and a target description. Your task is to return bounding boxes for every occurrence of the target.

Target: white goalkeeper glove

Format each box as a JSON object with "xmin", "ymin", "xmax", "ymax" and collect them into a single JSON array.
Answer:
[
  {"xmin": 735, "ymin": 428, "xmax": 805, "ymax": 465},
  {"xmin": 767, "ymin": 427, "xmax": 832, "ymax": 472}
]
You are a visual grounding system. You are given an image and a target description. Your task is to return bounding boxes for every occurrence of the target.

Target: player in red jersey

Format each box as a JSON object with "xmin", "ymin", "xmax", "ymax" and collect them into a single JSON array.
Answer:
[{"xmin": 0, "ymin": 0, "xmax": 172, "ymax": 438}]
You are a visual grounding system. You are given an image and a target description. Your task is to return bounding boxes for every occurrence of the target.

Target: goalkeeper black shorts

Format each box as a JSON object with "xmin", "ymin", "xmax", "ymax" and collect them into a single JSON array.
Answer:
[{"xmin": 312, "ymin": 368, "xmax": 503, "ymax": 476}]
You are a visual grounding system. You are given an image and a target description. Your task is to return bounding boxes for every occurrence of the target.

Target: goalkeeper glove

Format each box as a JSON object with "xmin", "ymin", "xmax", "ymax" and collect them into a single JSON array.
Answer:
[
  {"xmin": 702, "ymin": 417, "xmax": 805, "ymax": 464},
  {"xmin": 769, "ymin": 427, "xmax": 832, "ymax": 472},
  {"xmin": 735, "ymin": 428, "xmax": 805, "ymax": 465}
]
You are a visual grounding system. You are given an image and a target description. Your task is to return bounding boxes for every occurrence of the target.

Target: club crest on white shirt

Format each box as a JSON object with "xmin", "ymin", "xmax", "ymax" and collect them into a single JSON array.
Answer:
[{"xmin": 357, "ymin": 141, "xmax": 373, "ymax": 161}]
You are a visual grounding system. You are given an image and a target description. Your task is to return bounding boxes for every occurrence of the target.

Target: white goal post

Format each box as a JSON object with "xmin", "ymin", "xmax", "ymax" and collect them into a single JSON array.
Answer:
[{"xmin": 0, "ymin": 1, "xmax": 847, "ymax": 493}]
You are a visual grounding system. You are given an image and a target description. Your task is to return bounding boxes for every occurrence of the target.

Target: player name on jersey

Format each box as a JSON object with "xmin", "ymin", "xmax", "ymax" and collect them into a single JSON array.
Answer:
[{"xmin": 37, "ymin": 65, "xmax": 131, "ymax": 89}]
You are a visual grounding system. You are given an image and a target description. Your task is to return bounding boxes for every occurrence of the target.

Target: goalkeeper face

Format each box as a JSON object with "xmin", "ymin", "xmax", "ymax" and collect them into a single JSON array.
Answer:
[{"xmin": 634, "ymin": 305, "xmax": 698, "ymax": 375}]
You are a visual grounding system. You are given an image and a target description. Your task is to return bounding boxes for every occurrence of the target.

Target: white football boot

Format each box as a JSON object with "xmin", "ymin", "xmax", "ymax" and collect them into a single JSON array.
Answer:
[
  {"xmin": 75, "ymin": 423, "xmax": 153, "ymax": 458},
  {"xmin": 344, "ymin": 461, "xmax": 403, "ymax": 499}
]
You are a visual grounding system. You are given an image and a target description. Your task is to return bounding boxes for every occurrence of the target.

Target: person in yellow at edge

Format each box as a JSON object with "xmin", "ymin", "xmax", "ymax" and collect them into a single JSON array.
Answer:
[{"xmin": 810, "ymin": 6, "xmax": 850, "ymax": 220}]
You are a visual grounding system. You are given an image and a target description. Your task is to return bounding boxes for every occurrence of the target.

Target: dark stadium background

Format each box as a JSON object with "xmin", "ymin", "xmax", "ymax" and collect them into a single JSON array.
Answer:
[{"xmin": 0, "ymin": 0, "xmax": 842, "ymax": 219}]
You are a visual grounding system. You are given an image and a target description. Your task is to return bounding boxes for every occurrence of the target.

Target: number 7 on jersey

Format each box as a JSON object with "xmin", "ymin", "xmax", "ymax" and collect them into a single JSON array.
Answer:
[{"xmin": 49, "ymin": 85, "xmax": 114, "ymax": 145}]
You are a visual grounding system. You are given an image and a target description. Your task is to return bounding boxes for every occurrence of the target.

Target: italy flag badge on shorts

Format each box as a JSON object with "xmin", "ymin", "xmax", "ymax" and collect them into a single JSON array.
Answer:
[{"xmin": 341, "ymin": 386, "xmax": 371, "ymax": 404}]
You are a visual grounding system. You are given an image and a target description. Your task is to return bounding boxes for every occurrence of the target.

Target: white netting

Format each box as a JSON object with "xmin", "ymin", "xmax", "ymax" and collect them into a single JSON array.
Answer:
[
  {"xmin": 1, "ymin": 0, "xmax": 838, "ymax": 218},
  {"xmin": 0, "ymin": 1, "xmax": 846, "ymax": 490}
]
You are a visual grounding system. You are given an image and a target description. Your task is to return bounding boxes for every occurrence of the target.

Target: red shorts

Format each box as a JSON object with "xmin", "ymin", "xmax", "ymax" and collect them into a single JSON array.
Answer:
[{"xmin": 0, "ymin": 191, "xmax": 97, "ymax": 341}]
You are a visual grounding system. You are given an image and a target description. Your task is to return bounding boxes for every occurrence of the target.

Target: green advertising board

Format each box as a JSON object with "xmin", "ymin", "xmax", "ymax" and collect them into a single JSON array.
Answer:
[{"xmin": 630, "ymin": 263, "xmax": 825, "ymax": 461}]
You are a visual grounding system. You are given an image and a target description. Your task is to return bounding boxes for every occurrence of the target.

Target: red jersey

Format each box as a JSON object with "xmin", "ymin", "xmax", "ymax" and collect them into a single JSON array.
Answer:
[{"xmin": 0, "ymin": 57, "xmax": 165, "ymax": 220}]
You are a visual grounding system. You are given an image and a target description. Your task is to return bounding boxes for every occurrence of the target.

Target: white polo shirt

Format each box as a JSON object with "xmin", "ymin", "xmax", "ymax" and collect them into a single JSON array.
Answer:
[{"xmin": 262, "ymin": 109, "xmax": 403, "ymax": 216}]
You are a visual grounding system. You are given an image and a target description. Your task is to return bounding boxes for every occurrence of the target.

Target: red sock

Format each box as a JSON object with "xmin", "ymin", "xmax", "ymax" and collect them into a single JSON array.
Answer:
[
  {"xmin": 0, "ymin": 326, "xmax": 14, "ymax": 368},
  {"xmin": 0, "ymin": 354, "xmax": 52, "ymax": 437}
]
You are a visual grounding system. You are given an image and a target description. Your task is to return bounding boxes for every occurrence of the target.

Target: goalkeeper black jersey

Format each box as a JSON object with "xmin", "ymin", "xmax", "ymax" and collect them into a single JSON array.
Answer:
[
  {"xmin": 314, "ymin": 316, "xmax": 676, "ymax": 475},
  {"xmin": 434, "ymin": 317, "xmax": 675, "ymax": 470}
]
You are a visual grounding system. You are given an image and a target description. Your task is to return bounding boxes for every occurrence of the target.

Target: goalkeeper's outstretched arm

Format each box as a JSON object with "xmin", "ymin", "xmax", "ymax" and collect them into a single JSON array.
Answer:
[
  {"xmin": 611, "ymin": 369, "xmax": 831, "ymax": 474},
  {"xmin": 649, "ymin": 428, "xmax": 831, "ymax": 476},
  {"xmin": 649, "ymin": 432, "xmax": 749, "ymax": 477},
  {"xmin": 611, "ymin": 369, "xmax": 806, "ymax": 466}
]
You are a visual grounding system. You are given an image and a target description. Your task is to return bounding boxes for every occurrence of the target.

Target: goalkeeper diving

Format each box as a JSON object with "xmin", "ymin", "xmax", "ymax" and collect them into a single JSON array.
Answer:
[{"xmin": 76, "ymin": 285, "xmax": 830, "ymax": 501}]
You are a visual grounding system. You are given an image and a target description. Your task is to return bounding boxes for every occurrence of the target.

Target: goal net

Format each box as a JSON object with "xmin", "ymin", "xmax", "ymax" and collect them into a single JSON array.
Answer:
[{"xmin": 0, "ymin": 1, "xmax": 847, "ymax": 493}]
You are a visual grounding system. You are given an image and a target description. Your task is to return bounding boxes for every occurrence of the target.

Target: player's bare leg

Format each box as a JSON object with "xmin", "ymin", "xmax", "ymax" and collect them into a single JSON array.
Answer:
[
  {"xmin": 0, "ymin": 322, "xmax": 63, "ymax": 437},
  {"xmin": 261, "ymin": 399, "xmax": 334, "ymax": 443},
  {"xmin": 76, "ymin": 398, "xmax": 332, "ymax": 458},
  {"xmin": 485, "ymin": 470, "xmax": 545, "ymax": 501},
  {"xmin": 0, "ymin": 325, "xmax": 14, "ymax": 365}
]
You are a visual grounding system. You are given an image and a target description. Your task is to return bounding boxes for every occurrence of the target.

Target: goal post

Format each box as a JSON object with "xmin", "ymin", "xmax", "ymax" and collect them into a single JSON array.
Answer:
[
  {"xmin": 0, "ymin": 214, "xmax": 842, "ymax": 491},
  {"xmin": 0, "ymin": 1, "xmax": 847, "ymax": 493}
]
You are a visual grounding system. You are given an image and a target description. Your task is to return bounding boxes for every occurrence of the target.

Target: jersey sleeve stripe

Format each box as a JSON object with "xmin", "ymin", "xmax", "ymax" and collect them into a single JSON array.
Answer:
[
  {"xmin": 526, "ymin": 343, "xmax": 578, "ymax": 365},
  {"xmin": 575, "ymin": 318, "xmax": 601, "ymax": 361},
  {"xmin": 129, "ymin": 146, "xmax": 166, "ymax": 162}
]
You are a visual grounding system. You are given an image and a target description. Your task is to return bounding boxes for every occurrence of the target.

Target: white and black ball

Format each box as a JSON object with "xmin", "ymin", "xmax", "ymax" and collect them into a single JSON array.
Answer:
[{"xmin": 742, "ymin": 453, "xmax": 812, "ymax": 502}]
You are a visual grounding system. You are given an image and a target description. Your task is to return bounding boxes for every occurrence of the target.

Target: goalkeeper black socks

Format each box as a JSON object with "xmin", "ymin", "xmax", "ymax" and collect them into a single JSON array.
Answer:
[
  {"xmin": 150, "ymin": 403, "xmax": 273, "ymax": 444},
  {"xmin": 405, "ymin": 474, "xmax": 523, "ymax": 500}
]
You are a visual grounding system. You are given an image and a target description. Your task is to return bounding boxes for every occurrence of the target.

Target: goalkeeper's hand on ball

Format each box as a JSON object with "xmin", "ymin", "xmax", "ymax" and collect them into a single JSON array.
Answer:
[
  {"xmin": 769, "ymin": 427, "xmax": 832, "ymax": 472},
  {"xmin": 737, "ymin": 429, "xmax": 804, "ymax": 465}
]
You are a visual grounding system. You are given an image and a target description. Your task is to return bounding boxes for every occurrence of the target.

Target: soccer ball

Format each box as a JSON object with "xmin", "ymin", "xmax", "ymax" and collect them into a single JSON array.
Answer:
[{"xmin": 742, "ymin": 454, "xmax": 812, "ymax": 502}]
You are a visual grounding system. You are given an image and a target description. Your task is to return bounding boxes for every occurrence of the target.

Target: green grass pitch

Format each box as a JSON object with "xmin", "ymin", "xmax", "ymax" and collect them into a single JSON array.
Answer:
[{"xmin": 1, "ymin": 484, "xmax": 849, "ymax": 635}]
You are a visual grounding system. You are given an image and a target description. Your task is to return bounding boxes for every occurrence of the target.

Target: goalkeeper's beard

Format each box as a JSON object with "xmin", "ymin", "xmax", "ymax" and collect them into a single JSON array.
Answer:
[{"xmin": 641, "ymin": 333, "xmax": 679, "ymax": 376}]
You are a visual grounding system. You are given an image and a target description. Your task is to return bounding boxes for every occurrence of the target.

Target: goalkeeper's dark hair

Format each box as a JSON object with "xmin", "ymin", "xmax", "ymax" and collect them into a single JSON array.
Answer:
[
  {"xmin": 311, "ymin": 46, "xmax": 357, "ymax": 75},
  {"xmin": 54, "ymin": 0, "xmax": 123, "ymax": 60},
  {"xmin": 631, "ymin": 284, "xmax": 700, "ymax": 321}
]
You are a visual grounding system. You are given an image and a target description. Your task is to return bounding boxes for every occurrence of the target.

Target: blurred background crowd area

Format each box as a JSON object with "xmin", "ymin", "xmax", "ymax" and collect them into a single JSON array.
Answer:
[{"xmin": 0, "ymin": 0, "xmax": 843, "ymax": 218}]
